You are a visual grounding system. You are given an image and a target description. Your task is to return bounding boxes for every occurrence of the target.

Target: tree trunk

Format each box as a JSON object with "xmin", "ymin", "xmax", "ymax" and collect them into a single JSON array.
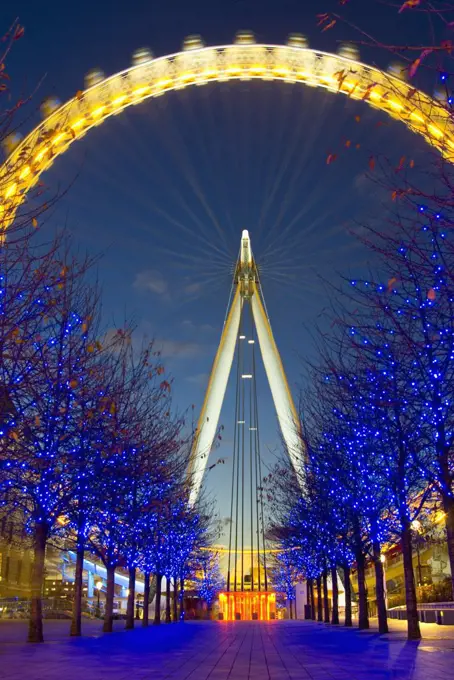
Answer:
[
  {"xmin": 322, "ymin": 569, "xmax": 330, "ymax": 623},
  {"xmin": 309, "ymin": 579, "xmax": 316, "ymax": 620},
  {"xmin": 306, "ymin": 580, "xmax": 312, "ymax": 619},
  {"xmin": 172, "ymin": 577, "xmax": 178, "ymax": 622},
  {"xmin": 331, "ymin": 567, "xmax": 339, "ymax": 625},
  {"xmin": 179, "ymin": 577, "xmax": 185, "ymax": 622},
  {"xmin": 70, "ymin": 531, "xmax": 84, "ymax": 636},
  {"xmin": 153, "ymin": 573, "xmax": 162, "ymax": 625},
  {"xmin": 142, "ymin": 572, "xmax": 150, "ymax": 627},
  {"xmin": 165, "ymin": 576, "xmax": 171, "ymax": 623},
  {"xmin": 356, "ymin": 552, "xmax": 369, "ymax": 630},
  {"xmin": 402, "ymin": 523, "xmax": 421, "ymax": 640},
  {"xmin": 28, "ymin": 521, "xmax": 47, "ymax": 643},
  {"xmin": 103, "ymin": 565, "xmax": 115, "ymax": 633},
  {"xmin": 344, "ymin": 565, "xmax": 352, "ymax": 627},
  {"xmin": 316, "ymin": 575, "xmax": 323, "ymax": 622},
  {"xmin": 373, "ymin": 541, "xmax": 388, "ymax": 634},
  {"xmin": 442, "ymin": 494, "xmax": 454, "ymax": 600},
  {"xmin": 289, "ymin": 599, "xmax": 293, "ymax": 619},
  {"xmin": 125, "ymin": 566, "xmax": 136, "ymax": 630}
]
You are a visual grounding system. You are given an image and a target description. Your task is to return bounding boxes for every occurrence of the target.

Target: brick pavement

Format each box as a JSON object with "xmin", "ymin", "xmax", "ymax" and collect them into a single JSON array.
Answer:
[{"xmin": 0, "ymin": 618, "xmax": 453, "ymax": 680}]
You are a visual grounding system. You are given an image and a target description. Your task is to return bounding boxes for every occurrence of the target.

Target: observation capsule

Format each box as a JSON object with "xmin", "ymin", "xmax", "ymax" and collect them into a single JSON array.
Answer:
[
  {"xmin": 287, "ymin": 33, "xmax": 308, "ymax": 49},
  {"xmin": 84, "ymin": 68, "xmax": 105, "ymax": 89},
  {"xmin": 338, "ymin": 43, "xmax": 360, "ymax": 62},
  {"xmin": 132, "ymin": 47, "xmax": 153, "ymax": 65},
  {"xmin": 40, "ymin": 96, "xmax": 61, "ymax": 119},
  {"xmin": 182, "ymin": 35, "xmax": 205, "ymax": 51},
  {"xmin": 234, "ymin": 31, "xmax": 256, "ymax": 45},
  {"xmin": 387, "ymin": 61, "xmax": 407, "ymax": 81},
  {"xmin": 2, "ymin": 132, "xmax": 23, "ymax": 156}
]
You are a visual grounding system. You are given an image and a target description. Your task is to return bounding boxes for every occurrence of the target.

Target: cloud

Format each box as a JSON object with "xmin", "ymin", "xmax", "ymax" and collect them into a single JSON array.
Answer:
[
  {"xmin": 182, "ymin": 319, "xmax": 217, "ymax": 334},
  {"xmin": 183, "ymin": 281, "xmax": 203, "ymax": 296},
  {"xmin": 186, "ymin": 372, "xmax": 209, "ymax": 387},
  {"xmin": 133, "ymin": 270, "xmax": 169, "ymax": 296},
  {"xmin": 155, "ymin": 338, "xmax": 204, "ymax": 359}
]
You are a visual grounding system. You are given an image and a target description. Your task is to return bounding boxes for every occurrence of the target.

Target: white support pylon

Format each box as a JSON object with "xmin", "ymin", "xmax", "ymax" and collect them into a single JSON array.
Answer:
[{"xmin": 187, "ymin": 230, "xmax": 305, "ymax": 506}]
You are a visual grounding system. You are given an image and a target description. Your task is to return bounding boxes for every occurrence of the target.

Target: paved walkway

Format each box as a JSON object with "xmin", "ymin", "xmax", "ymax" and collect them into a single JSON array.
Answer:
[{"xmin": 1, "ymin": 619, "xmax": 454, "ymax": 680}]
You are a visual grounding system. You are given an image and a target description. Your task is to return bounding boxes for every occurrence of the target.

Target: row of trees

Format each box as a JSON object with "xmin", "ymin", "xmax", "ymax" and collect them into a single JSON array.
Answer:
[
  {"xmin": 269, "ymin": 137, "xmax": 454, "ymax": 641},
  {"xmin": 0, "ymin": 24, "xmax": 216, "ymax": 643},
  {"xmin": 269, "ymin": 1, "xmax": 454, "ymax": 641},
  {"xmin": 0, "ymin": 215, "xmax": 217, "ymax": 642}
]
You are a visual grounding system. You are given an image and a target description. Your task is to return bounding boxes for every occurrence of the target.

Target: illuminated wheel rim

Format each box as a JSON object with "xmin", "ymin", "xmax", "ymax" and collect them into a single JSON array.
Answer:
[{"xmin": 1, "ymin": 39, "xmax": 451, "ymax": 230}]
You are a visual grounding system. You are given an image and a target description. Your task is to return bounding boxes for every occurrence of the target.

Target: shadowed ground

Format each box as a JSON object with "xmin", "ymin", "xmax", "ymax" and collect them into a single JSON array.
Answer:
[{"xmin": 1, "ymin": 618, "xmax": 454, "ymax": 680}]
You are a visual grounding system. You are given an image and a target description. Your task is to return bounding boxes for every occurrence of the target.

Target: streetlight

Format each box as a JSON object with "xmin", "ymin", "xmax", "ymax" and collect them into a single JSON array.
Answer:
[{"xmin": 95, "ymin": 581, "xmax": 102, "ymax": 617}]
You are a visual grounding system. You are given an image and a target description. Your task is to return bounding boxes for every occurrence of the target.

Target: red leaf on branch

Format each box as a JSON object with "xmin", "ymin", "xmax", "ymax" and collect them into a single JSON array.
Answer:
[
  {"xmin": 398, "ymin": 0, "xmax": 420, "ymax": 12},
  {"xmin": 13, "ymin": 25, "xmax": 25, "ymax": 40},
  {"xmin": 369, "ymin": 156, "xmax": 375, "ymax": 171},
  {"xmin": 408, "ymin": 49, "xmax": 432, "ymax": 78},
  {"xmin": 326, "ymin": 153, "xmax": 337, "ymax": 165},
  {"xmin": 322, "ymin": 20, "xmax": 337, "ymax": 32}
]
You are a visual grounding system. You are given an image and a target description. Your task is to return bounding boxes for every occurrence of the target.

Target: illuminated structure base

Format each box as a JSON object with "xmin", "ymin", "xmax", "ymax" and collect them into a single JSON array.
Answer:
[{"xmin": 219, "ymin": 591, "xmax": 276, "ymax": 621}]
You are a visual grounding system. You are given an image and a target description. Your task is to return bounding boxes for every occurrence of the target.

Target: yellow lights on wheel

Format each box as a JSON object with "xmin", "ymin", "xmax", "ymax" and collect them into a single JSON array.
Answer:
[
  {"xmin": 92, "ymin": 105, "xmax": 105, "ymax": 118},
  {"xmin": 112, "ymin": 94, "xmax": 127, "ymax": 106},
  {"xmin": 155, "ymin": 78, "xmax": 173, "ymax": 89},
  {"xmin": 71, "ymin": 118, "xmax": 85, "ymax": 130},
  {"xmin": 52, "ymin": 132, "xmax": 66, "ymax": 146},
  {"xmin": 428, "ymin": 124, "xmax": 443, "ymax": 138},
  {"xmin": 5, "ymin": 183, "xmax": 17, "ymax": 198},
  {"xmin": 410, "ymin": 111, "xmax": 424, "ymax": 123},
  {"xmin": 19, "ymin": 165, "xmax": 31, "ymax": 180},
  {"xmin": 201, "ymin": 69, "xmax": 218, "ymax": 79},
  {"xmin": 133, "ymin": 85, "xmax": 150, "ymax": 97},
  {"xmin": 388, "ymin": 99, "xmax": 403, "ymax": 112},
  {"xmin": 35, "ymin": 148, "xmax": 48, "ymax": 162},
  {"xmin": 319, "ymin": 75, "xmax": 336, "ymax": 85}
]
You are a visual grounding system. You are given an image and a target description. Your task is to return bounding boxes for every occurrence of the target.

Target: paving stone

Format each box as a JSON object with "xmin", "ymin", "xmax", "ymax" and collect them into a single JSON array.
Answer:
[{"xmin": 0, "ymin": 618, "xmax": 454, "ymax": 679}]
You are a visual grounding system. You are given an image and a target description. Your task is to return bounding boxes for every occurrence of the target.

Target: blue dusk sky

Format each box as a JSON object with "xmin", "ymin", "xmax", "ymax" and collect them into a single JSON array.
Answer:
[{"xmin": 1, "ymin": 0, "xmax": 435, "ymax": 543}]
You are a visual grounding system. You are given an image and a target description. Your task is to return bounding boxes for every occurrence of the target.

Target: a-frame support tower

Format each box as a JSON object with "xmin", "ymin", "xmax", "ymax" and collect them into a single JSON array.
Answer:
[{"xmin": 187, "ymin": 230, "xmax": 304, "ymax": 505}]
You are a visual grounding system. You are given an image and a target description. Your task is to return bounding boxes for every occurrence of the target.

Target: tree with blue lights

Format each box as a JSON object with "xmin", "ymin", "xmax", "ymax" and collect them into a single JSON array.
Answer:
[
  {"xmin": 0, "ymin": 249, "xmax": 101, "ymax": 642},
  {"xmin": 194, "ymin": 549, "xmax": 224, "ymax": 615}
]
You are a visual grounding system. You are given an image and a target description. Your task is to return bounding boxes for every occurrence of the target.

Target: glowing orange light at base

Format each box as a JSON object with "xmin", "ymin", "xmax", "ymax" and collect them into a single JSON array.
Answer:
[{"xmin": 218, "ymin": 592, "xmax": 276, "ymax": 621}]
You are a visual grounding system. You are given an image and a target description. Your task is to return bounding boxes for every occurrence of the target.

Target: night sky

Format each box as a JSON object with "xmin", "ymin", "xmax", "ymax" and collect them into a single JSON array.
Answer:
[{"xmin": 1, "ymin": 0, "xmax": 435, "ymax": 541}]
